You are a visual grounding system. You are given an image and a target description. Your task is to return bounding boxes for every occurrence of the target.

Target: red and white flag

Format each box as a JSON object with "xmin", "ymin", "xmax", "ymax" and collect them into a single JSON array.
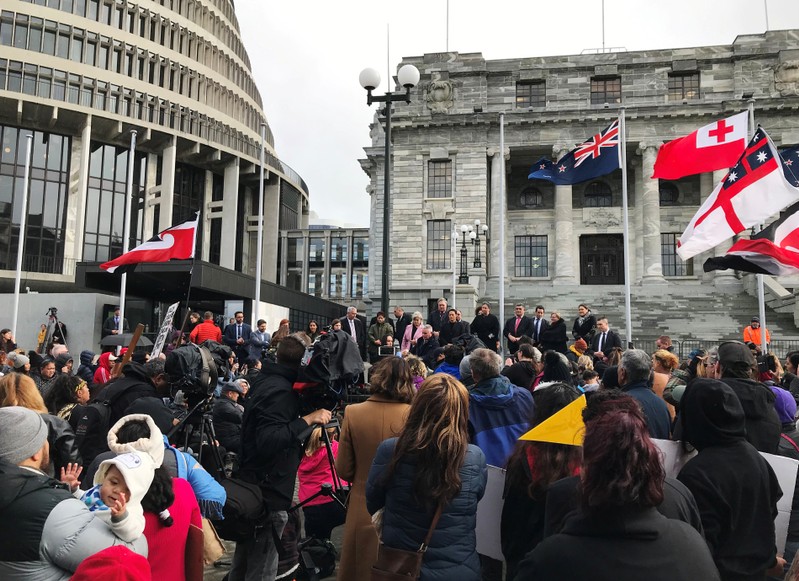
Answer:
[
  {"xmin": 677, "ymin": 128, "xmax": 799, "ymax": 260},
  {"xmin": 652, "ymin": 112, "xmax": 748, "ymax": 180},
  {"xmin": 100, "ymin": 214, "xmax": 198, "ymax": 273}
]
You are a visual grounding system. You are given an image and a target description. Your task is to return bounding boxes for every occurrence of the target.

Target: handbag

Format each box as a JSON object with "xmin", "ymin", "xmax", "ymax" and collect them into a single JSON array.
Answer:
[
  {"xmin": 370, "ymin": 504, "xmax": 443, "ymax": 580},
  {"xmin": 202, "ymin": 517, "xmax": 226, "ymax": 565}
]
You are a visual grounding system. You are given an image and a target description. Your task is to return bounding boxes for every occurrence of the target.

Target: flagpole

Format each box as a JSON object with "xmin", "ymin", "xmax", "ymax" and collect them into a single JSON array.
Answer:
[
  {"xmin": 499, "ymin": 112, "xmax": 506, "ymax": 355},
  {"xmin": 11, "ymin": 134, "xmax": 33, "ymax": 341},
  {"xmin": 172, "ymin": 217, "xmax": 198, "ymax": 351},
  {"xmin": 747, "ymin": 99, "xmax": 768, "ymax": 353},
  {"xmin": 451, "ymin": 225, "xmax": 456, "ymax": 309},
  {"xmin": 118, "ymin": 130, "xmax": 137, "ymax": 335},
  {"xmin": 254, "ymin": 123, "xmax": 265, "ymax": 326},
  {"xmin": 619, "ymin": 108, "xmax": 632, "ymax": 347}
]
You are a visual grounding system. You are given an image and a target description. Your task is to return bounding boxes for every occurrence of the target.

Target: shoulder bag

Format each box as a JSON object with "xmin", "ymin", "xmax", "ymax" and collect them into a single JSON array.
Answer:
[{"xmin": 370, "ymin": 504, "xmax": 443, "ymax": 580}]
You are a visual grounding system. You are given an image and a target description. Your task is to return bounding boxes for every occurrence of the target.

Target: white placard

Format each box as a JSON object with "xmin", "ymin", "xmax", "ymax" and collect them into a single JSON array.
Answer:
[
  {"xmin": 475, "ymin": 465, "xmax": 506, "ymax": 561},
  {"xmin": 150, "ymin": 301, "xmax": 180, "ymax": 358}
]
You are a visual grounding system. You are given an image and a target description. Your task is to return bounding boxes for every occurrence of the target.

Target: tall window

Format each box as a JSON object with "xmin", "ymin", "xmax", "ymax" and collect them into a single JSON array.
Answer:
[
  {"xmin": 426, "ymin": 220, "xmax": 451, "ymax": 270},
  {"xmin": 668, "ymin": 72, "xmax": 700, "ymax": 101},
  {"xmin": 520, "ymin": 186, "xmax": 543, "ymax": 208},
  {"xmin": 208, "ymin": 218, "xmax": 221, "ymax": 265},
  {"xmin": 584, "ymin": 181, "xmax": 612, "ymax": 207},
  {"xmin": 661, "ymin": 233, "xmax": 693, "ymax": 276},
  {"xmin": 0, "ymin": 126, "xmax": 71, "ymax": 273},
  {"xmin": 172, "ymin": 163, "xmax": 203, "ymax": 249},
  {"xmin": 427, "ymin": 160, "xmax": 452, "ymax": 199},
  {"xmin": 84, "ymin": 142, "xmax": 146, "ymax": 262},
  {"xmin": 659, "ymin": 182, "xmax": 679, "ymax": 206},
  {"xmin": 329, "ymin": 271, "xmax": 347, "ymax": 298},
  {"xmin": 330, "ymin": 236, "xmax": 347, "ymax": 264},
  {"xmin": 590, "ymin": 76, "xmax": 621, "ymax": 105},
  {"xmin": 516, "ymin": 80, "xmax": 545, "ymax": 108},
  {"xmin": 308, "ymin": 236, "xmax": 325, "ymax": 265},
  {"xmin": 515, "ymin": 236, "xmax": 548, "ymax": 277},
  {"xmin": 279, "ymin": 181, "xmax": 300, "ymax": 229}
]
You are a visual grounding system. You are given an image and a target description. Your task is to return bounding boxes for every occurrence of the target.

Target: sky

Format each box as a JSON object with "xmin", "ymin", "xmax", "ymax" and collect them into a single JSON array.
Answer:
[{"xmin": 236, "ymin": 0, "xmax": 799, "ymax": 227}]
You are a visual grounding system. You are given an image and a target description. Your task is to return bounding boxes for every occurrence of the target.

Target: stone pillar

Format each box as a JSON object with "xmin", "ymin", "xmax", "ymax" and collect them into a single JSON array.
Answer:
[
  {"xmin": 632, "ymin": 157, "xmax": 644, "ymax": 282},
  {"xmin": 710, "ymin": 169, "xmax": 740, "ymax": 290},
  {"xmin": 159, "ymin": 136, "xmax": 177, "ymax": 230},
  {"xmin": 263, "ymin": 179, "xmax": 280, "ymax": 283},
  {"xmin": 553, "ymin": 145, "xmax": 576, "ymax": 283},
  {"xmin": 639, "ymin": 143, "xmax": 666, "ymax": 284},
  {"xmin": 486, "ymin": 147, "xmax": 507, "ymax": 294},
  {"xmin": 279, "ymin": 231, "xmax": 288, "ymax": 287},
  {"xmin": 200, "ymin": 170, "xmax": 213, "ymax": 262},
  {"xmin": 65, "ymin": 115, "xmax": 92, "ymax": 271},
  {"xmin": 142, "ymin": 153, "xmax": 159, "ymax": 238},
  {"xmin": 221, "ymin": 159, "xmax": 239, "ymax": 269}
]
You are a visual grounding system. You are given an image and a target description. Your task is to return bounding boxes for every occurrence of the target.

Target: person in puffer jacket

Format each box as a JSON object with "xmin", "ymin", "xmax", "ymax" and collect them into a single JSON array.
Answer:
[
  {"xmin": 0, "ymin": 406, "xmax": 147, "ymax": 581},
  {"xmin": 77, "ymin": 350, "xmax": 96, "ymax": 384},
  {"xmin": 366, "ymin": 374, "xmax": 487, "ymax": 581}
]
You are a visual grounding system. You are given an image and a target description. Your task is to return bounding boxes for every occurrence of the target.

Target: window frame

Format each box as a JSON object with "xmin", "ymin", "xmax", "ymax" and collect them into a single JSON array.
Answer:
[{"xmin": 514, "ymin": 235, "xmax": 549, "ymax": 278}]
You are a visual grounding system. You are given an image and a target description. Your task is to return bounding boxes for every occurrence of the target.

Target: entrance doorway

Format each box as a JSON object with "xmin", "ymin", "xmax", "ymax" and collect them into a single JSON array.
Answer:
[{"xmin": 580, "ymin": 235, "xmax": 624, "ymax": 285}]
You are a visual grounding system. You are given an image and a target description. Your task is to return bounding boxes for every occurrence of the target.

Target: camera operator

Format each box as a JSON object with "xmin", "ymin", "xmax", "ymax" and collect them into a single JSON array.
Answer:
[
  {"xmin": 212, "ymin": 382, "xmax": 244, "ymax": 454},
  {"xmin": 232, "ymin": 334, "xmax": 332, "ymax": 581}
]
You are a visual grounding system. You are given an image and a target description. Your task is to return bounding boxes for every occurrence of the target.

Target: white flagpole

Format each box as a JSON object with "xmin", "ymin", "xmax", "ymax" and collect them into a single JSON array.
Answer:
[
  {"xmin": 748, "ymin": 99, "xmax": 768, "ymax": 353},
  {"xmin": 11, "ymin": 134, "xmax": 33, "ymax": 341},
  {"xmin": 254, "ymin": 123, "xmax": 266, "ymax": 325},
  {"xmin": 118, "ymin": 130, "xmax": 137, "ymax": 334},
  {"xmin": 499, "ymin": 113, "xmax": 506, "ymax": 355},
  {"xmin": 452, "ymin": 226, "xmax": 456, "ymax": 309},
  {"xmin": 619, "ymin": 108, "xmax": 632, "ymax": 347}
]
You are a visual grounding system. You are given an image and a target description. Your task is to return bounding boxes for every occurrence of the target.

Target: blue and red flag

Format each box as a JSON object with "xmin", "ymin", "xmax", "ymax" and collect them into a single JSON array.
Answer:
[{"xmin": 527, "ymin": 119, "xmax": 620, "ymax": 185}]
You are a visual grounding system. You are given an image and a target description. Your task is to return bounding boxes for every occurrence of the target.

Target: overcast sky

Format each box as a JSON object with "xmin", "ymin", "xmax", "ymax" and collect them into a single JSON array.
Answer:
[{"xmin": 236, "ymin": 0, "xmax": 799, "ymax": 227}]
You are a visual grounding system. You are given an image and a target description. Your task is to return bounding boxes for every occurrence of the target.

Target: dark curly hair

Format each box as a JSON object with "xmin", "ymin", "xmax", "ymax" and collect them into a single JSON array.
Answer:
[{"xmin": 142, "ymin": 466, "xmax": 175, "ymax": 527}]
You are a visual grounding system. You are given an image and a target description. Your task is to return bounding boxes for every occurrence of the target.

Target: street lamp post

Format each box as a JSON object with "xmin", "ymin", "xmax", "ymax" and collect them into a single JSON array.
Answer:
[
  {"xmin": 458, "ymin": 224, "xmax": 476, "ymax": 284},
  {"xmin": 359, "ymin": 64, "xmax": 420, "ymax": 315},
  {"xmin": 472, "ymin": 219, "xmax": 488, "ymax": 268}
]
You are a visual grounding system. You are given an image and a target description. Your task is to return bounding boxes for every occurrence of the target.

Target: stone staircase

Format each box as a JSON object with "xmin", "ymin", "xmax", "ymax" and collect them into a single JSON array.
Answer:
[{"xmin": 498, "ymin": 282, "xmax": 799, "ymax": 348}]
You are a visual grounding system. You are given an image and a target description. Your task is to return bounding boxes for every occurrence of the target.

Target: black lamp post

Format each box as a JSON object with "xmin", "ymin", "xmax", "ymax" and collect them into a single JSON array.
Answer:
[
  {"xmin": 359, "ymin": 64, "xmax": 420, "ymax": 315},
  {"xmin": 472, "ymin": 219, "xmax": 488, "ymax": 268},
  {"xmin": 458, "ymin": 224, "xmax": 475, "ymax": 284}
]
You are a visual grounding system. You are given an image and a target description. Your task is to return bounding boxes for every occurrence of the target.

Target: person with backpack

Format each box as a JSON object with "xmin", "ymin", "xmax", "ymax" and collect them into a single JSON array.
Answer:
[{"xmin": 231, "ymin": 335, "xmax": 332, "ymax": 581}]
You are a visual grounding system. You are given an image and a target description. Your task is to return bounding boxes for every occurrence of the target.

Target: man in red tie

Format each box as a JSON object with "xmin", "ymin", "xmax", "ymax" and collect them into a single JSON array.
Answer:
[{"xmin": 503, "ymin": 304, "xmax": 534, "ymax": 355}]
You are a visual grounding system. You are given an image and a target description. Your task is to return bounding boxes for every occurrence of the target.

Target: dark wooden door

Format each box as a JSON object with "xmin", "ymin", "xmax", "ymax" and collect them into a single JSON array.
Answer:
[{"xmin": 580, "ymin": 235, "xmax": 624, "ymax": 285}]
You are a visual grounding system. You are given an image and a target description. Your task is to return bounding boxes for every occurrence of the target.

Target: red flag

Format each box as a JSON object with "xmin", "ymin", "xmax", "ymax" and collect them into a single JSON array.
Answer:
[
  {"xmin": 677, "ymin": 128, "xmax": 799, "ymax": 260},
  {"xmin": 100, "ymin": 214, "xmax": 198, "ymax": 274},
  {"xmin": 652, "ymin": 112, "xmax": 748, "ymax": 180}
]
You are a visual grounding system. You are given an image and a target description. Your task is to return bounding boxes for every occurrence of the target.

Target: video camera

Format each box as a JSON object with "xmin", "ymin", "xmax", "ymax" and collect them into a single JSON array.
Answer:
[{"xmin": 164, "ymin": 341, "xmax": 232, "ymax": 399}]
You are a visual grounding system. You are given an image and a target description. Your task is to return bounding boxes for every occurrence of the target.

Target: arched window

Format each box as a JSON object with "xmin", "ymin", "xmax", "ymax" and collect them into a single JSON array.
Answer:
[
  {"xmin": 520, "ymin": 186, "xmax": 543, "ymax": 208},
  {"xmin": 659, "ymin": 182, "xmax": 679, "ymax": 206},
  {"xmin": 584, "ymin": 181, "xmax": 612, "ymax": 208}
]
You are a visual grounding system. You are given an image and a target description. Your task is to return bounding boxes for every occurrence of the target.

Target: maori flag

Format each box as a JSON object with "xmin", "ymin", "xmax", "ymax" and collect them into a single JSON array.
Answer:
[
  {"xmin": 100, "ymin": 213, "xmax": 198, "ymax": 274},
  {"xmin": 676, "ymin": 127, "xmax": 799, "ymax": 260}
]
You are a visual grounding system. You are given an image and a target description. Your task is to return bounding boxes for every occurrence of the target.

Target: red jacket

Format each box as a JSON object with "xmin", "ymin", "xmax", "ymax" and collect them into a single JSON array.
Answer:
[{"xmin": 190, "ymin": 320, "xmax": 222, "ymax": 344}]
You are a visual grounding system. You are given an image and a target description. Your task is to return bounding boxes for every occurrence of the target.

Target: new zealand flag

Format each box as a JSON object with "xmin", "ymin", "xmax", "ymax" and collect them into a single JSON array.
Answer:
[
  {"xmin": 527, "ymin": 119, "xmax": 620, "ymax": 185},
  {"xmin": 780, "ymin": 145, "xmax": 799, "ymax": 186}
]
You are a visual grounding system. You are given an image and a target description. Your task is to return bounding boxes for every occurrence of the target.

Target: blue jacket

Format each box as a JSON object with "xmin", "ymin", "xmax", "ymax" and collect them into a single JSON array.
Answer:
[
  {"xmin": 434, "ymin": 361, "xmax": 461, "ymax": 379},
  {"xmin": 366, "ymin": 438, "xmax": 487, "ymax": 581},
  {"xmin": 622, "ymin": 380, "xmax": 671, "ymax": 440},
  {"xmin": 468, "ymin": 375, "xmax": 534, "ymax": 467}
]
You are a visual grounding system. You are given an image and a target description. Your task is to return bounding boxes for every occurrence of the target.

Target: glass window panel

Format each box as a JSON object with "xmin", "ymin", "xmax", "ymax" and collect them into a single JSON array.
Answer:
[
  {"xmin": 29, "ymin": 179, "xmax": 44, "ymax": 217},
  {"xmin": 427, "ymin": 160, "xmax": 452, "ymax": 199},
  {"xmin": 28, "ymin": 26, "xmax": 42, "ymax": 51},
  {"xmin": 71, "ymin": 37, "xmax": 83, "ymax": 62},
  {"xmin": 42, "ymin": 29, "xmax": 55, "ymax": 54},
  {"xmin": 1, "ymin": 127, "xmax": 18, "ymax": 164},
  {"xmin": 56, "ymin": 32, "xmax": 69, "ymax": 58},
  {"xmin": 514, "ymin": 235, "xmax": 549, "ymax": 277},
  {"xmin": 31, "ymin": 133, "xmax": 47, "ymax": 168},
  {"xmin": 590, "ymin": 76, "xmax": 622, "ymax": 105},
  {"xmin": 14, "ymin": 22, "xmax": 28, "ymax": 50},
  {"xmin": 0, "ymin": 14, "xmax": 12, "ymax": 46},
  {"xmin": 426, "ymin": 220, "xmax": 451, "ymax": 270},
  {"xmin": 516, "ymin": 81, "xmax": 546, "ymax": 108}
]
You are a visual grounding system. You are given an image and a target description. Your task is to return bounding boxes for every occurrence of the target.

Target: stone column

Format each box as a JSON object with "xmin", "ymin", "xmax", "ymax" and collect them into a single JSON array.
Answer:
[
  {"xmin": 710, "ymin": 169, "xmax": 740, "ymax": 290},
  {"xmin": 486, "ymin": 147, "xmax": 507, "ymax": 294},
  {"xmin": 262, "ymin": 179, "xmax": 280, "ymax": 283},
  {"xmin": 159, "ymin": 136, "xmax": 177, "ymax": 230},
  {"xmin": 65, "ymin": 115, "xmax": 92, "ymax": 271},
  {"xmin": 632, "ymin": 157, "xmax": 644, "ymax": 282},
  {"xmin": 639, "ymin": 143, "xmax": 666, "ymax": 284},
  {"xmin": 553, "ymin": 145, "xmax": 576, "ymax": 283},
  {"xmin": 220, "ymin": 158, "xmax": 239, "ymax": 269}
]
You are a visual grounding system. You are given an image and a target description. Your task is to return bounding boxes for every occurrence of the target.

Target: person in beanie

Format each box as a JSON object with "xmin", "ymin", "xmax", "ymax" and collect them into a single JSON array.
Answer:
[
  {"xmin": 743, "ymin": 316, "xmax": 771, "ymax": 349},
  {"xmin": 70, "ymin": 545, "xmax": 152, "ymax": 581},
  {"xmin": 5, "ymin": 352, "xmax": 30, "ymax": 375},
  {"xmin": 0, "ymin": 407, "xmax": 147, "ymax": 580},
  {"xmin": 213, "ymin": 382, "xmax": 245, "ymax": 454}
]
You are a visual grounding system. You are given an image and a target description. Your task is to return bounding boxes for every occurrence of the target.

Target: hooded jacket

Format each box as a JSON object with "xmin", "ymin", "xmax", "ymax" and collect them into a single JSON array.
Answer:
[
  {"xmin": 678, "ymin": 378, "xmax": 781, "ymax": 580},
  {"xmin": 719, "ymin": 376, "xmax": 781, "ymax": 453},
  {"xmin": 95, "ymin": 363, "xmax": 158, "ymax": 426},
  {"xmin": 0, "ymin": 461, "xmax": 147, "ymax": 580},
  {"xmin": 76, "ymin": 351, "xmax": 95, "ymax": 384},
  {"xmin": 467, "ymin": 375, "xmax": 533, "ymax": 467}
]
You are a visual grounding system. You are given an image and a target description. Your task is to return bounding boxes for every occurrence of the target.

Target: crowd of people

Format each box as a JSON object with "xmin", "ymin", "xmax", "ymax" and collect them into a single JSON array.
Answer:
[{"xmin": 2, "ymin": 300, "xmax": 799, "ymax": 581}]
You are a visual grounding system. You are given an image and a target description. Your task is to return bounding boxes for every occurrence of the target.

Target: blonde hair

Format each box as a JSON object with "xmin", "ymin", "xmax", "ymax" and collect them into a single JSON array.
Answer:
[
  {"xmin": 304, "ymin": 426, "xmax": 337, "ymax": 457},
  {"xmin": 0, "ymin": 373, "xmax": 47, "ymax": 413},
  {"xmin": 577, "ymin": 355, "xmax": 594, "ymax": 371},
  {"xmin": 653, "ymin": 349, "xmax": 679, "ymax": 373},
  {"xmin": 403, "ymin": 354, "xmax": 428, "ymax": 378}
]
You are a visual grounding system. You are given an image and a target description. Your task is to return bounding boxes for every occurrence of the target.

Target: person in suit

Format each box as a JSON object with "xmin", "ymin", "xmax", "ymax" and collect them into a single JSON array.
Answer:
[
  {"xmin": 588, "ymin": 317, "xmax": 623, "ymax": 367},
  {"xmin": 503, "ymin": 304, "xmax": 535, "ymax": 355},
  {"xmin": 393, "ymin": 307, "xmax": 412, "ymax": 344},
  {"xmin": 223, "ymin": 311, "xmax": 252, "ymax": 363},
  {"xmin": 410, "ymin": 325, "xmax": 440, "ymax": 369},
  {"xmin": 428, "ymin": 298, "xmax": 449, "ymax": 339},
  {"xmin": 531, "ymin": 305, "xmax": 549, "ymax": 346},
  {"xmin": 539, "ymin": 311, "xmax": 569, "ymax": 355},
  {"xmin": 344, "ymin": 306, "xmax": 367, "ymax": 361},
  {"xmin": 439, "ymin": 308, "xmax": 469, "ymax": 346},
  {"xmin": 248, "ymin": 319, "xmax": 271, "ymax": 361},
  {"xmin": 571, "ymin": 304, "xmax": 597, "ymax": 343},
  {"xmin": 102, "ymin": 307, "xmax": 129, "ymax": 338},
  {"xmin": 471, "ymin": 302, "xmax": 501, "ymax": 353}
]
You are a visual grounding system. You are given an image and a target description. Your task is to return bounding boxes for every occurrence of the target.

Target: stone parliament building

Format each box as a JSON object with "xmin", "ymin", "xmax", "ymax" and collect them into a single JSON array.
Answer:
[{"xmin": 360, "ymin": 29, "xmax": 799, "ymax": 344}]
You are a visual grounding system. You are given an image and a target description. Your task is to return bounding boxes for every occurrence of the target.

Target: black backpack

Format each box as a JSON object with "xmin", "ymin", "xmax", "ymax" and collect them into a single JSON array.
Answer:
[
  {"xmin": 451, "ymin": 333, "xmax": 487, "ymax": 355},
  {"xmin": 211, "ymin": 476, "xmax": 267, "ymax": 542}
]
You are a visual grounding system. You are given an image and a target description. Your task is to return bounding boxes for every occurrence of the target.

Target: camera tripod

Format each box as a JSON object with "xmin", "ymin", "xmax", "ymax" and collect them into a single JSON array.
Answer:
[
  {"xmin": 168, "ymin": 394, "xmax": 226, "ymax": 481},
  {"xmin": 39, "ymin": 307, "xmax": 67, "ymax": 354}
]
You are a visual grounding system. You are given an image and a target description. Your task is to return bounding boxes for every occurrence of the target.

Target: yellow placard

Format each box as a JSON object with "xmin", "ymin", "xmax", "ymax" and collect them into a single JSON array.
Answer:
[{"xmin": 518, "ymin": 394, "xmax": 586, "ymax": 446}]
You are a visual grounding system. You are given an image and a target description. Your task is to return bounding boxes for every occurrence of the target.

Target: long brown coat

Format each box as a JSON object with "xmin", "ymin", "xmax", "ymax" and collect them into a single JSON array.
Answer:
[{"xmin": 335, "ymin": 395, "xmax": 410, "ymax": 581}]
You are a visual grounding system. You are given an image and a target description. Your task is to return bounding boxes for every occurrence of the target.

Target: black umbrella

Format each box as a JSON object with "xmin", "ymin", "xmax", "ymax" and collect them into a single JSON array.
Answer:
[{"xmin": 100, "ymin": 333, "xmax": 153, "ymax": 348}]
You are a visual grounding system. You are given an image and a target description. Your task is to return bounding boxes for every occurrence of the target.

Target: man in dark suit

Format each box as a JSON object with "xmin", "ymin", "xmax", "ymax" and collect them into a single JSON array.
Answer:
[
  {"xmin": 223, "ymin": 311, "xmax": 253, "ymax": 363},
  {"xmin": 503, "ymin": 304, "xmax": 535, "ymax": 355},
  {"xmin": 102, "ymin": 306, "xmax": 129, "ymax": 338},
  {"xmin": 410, "ymin": 324, "xmax": 440, "ymax": 369},
  {"xmin": 531, "ymin": 305, "xmax": 549, "ymax": 346},
  {"xmin": 427, "ymin": 298, "xmax": 449, "ymax": 339},
  {"xmin": 393, "ymin": 307, "xmax": 412, "ymax": 343},
  {"xmin": 588, "ymin": 316, "xmax": 623, "ymax": 367},
  {"xmin": 344, "ymin": 306, "xmax": 367, "ymax": 361},
  {"xmin": 471, "ymin": 302, "xmax": 501, "ymax": 352}
]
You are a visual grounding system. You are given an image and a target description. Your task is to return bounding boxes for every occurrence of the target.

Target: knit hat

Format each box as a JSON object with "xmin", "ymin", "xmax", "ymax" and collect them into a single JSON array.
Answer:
[
  {"xmin": 770, "ymin": 386, "xmax": 797, "ymax": 424},
  {"xmin": 94, "ymin": 452, "xmax": 156, "ymax": 540},
  {"xmin": 752, "ymin": 316, "xmax": 760, "ymax": 323},
  {"xmin": 7, "ymin": 352, "xmax": 29, "ymax": 369},
  {"xmin": 70, "ymin": 545, "xmax": 151, "ymax": 581},
  {"xmin": 717, "ymin": 341, "xmax": 755, "ymax": 369},
  {"xmin": 574, "ymin": 338, "xmax": 588, "ymax": 352},
  {"xmin": 0, "ymin": 407, "xmax": 48, "ymax": 464}
]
